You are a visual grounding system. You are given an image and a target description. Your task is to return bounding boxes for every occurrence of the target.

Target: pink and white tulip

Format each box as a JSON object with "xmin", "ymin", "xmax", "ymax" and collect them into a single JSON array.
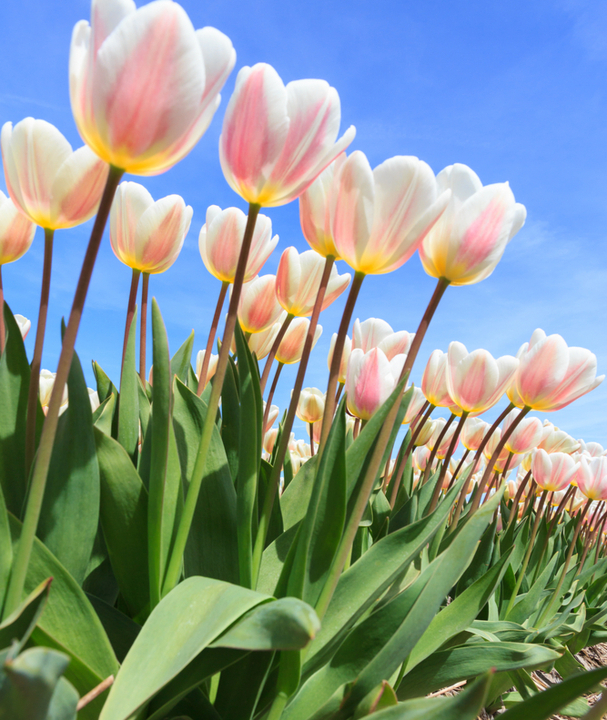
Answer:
[
  {"xmin": 199, "ymin": 205, "xmax": 278, "ymax": 283},
  {"xmin": 327, "ymin": 333, "xmax": 351, "ymax": 384},
  {"xmin": 511, "ymin": 329, "xmax": 604, "ymax": 411},
  {"xmin": 576, "ymin": 456, "xmax": 607, "ymax": 501},
  {"xmin": 345, "ymin": 347, "xmax": 406, "ymax": 421},
  {"xmin": 237, "ymin": 275, "xmax": 285, "ymax": 334},
  {"xmin": 276, "ymin": 247, "xmax": 350, "ymax": 317},
  {"xmin": 428, "ymin": 417, "xmax": 460, "ymax": 458},
  {"xmin": 484, "ymin": 428, "xmax": 523, "ymax": 473},
  {"xmin": 538, "ymin": 420, "xmax": 581, "ymax": 454},
  {"xmin": 532, "ymin": 448, "xmax": 579, "ymax": 492},
  {"xmin": 446, "ymin": 341, "xmax": 518, "ymax": 414},
  {"xmin": 402, "ymin": 386, "xmax": 428, "ymax": 425},
  {"xmin": 352, "ymin": 318, "xmax": 414, "ymax": 360},
  {"xmin": 2, "ymin": 118, "xmax": 109, "ymax": 230},
  {"xmin": 220, "ymin": 63, "xmax": 355, "ymax": 207},
  {"xmin": 196, "ymin": 349, "xmax": 218, "ymax": 386},
  {"xmin": 419, "ymin": 163, "xmax": 526, "ymax": 286},
  {"xmin": 461, "ymin": 417, "xmax": 490, "ymax": 452},
  {"xmin": 502, "ymin": 409, "xmax": 543, "ymax": 455},
  {"xmin": 248, "ymin": 322, "xmax": 282, "ymax": 360},
  {"xmin": 0, "ymin": 191, "xmax": 35, "ymax": 265},
  {"xmin": 263, "ymin": 403, "xmax": 279, "ymax": 435},
  {"xmin": 110, "ymin": 182, "xmax": 191, "ymax": 273},
  {"xmin": 275, "ymin": 318, "xmax": 322, "ymax": 364},
  {"xmin": 331, "ymin": 150, "xmax": 450, "ymax": 275},
  {"xmin": 70, "ymin": 0, "xmax": 235, "ymax": 175},
  {"xmin": 421, "ymin": 349, "xmax": 453, "ymax": 408}
]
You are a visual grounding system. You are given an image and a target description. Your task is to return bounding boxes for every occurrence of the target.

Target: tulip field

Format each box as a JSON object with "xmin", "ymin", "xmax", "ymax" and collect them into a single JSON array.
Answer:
[{"xmin": 2, "ymin": 1, "xmax": 607, "ymax": 719}]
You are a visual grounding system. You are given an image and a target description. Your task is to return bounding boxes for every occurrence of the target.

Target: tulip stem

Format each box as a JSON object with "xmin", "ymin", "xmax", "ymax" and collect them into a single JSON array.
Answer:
[
  {"xmin": 196, "ymin": 280, "xmax": 228, "ymax": 395},
  {"xmin": 335, "ymin": 382, "xmax": 344, "ymax": 405},
  {"xmin": 449, "ymin": 448, "xmax": 470, "ymax": 488},
  {"xmin": 507, "ymin": 470, "xmax": 532, "ymax": 530},
  {"xmin": 422, "ymin": 413, "xmax": 455, "ymax": 487},
  {"xmin": 314, "ymin": 276, "xmax": 449, "ymax": 621},
  {"xmin": 162, "ymin": 204, "xmax": 261, "ymax": 597},
  {"xmin": 429, "ymin": 412, "xmax": 468, "ymax": 513},
  {"xmin": 121, "ymin": 268, "xmax": 141, "ymax": 378},
  {"xmin": 23, "ymin": 228, "xmax": 55, "ymax": 475},
  {"xmin": 260, "ymin": 313, "xmax": 294, "ymax": 394},
  {"xmin": 139, "ymin": 272, "xmax": 149, "ymax": 385},
  {"xmin": 309, "ymin": 423, "xmax": 315, "ymax": 456},
  {"xmin": 318, "ymin": 271, "xmax": 366, "ymax": 454},
  {"xmin": 2, "ymin": 165, "xmax": 124, "ymax": 620},
  {"xmin": 262, "ymin": 362, "xmax": 284, "ymax": 430},
  {"xmin": 251, "ymin": 255, "xmax": 335, "ymax": 588},
  {"xmin": 0, "ymin": 266, "xmax": 4, "ymax": 355}
]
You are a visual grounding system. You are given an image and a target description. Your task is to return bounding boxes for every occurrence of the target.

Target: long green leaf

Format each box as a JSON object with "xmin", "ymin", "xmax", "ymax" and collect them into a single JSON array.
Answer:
[
  {"xmin": 0, "ymin": 483, "xmax": 12, "ymax": 613},
  {"xmin": 0, "ymin": 577, "xmax": 51, "ymax": 652},
  {"xmin": 171, "ymin": 330, "xmax": 195, "ymax": 384},
  {"xmin": 117, "ymin": 307, "xmax": 139, "ymax": 463}
]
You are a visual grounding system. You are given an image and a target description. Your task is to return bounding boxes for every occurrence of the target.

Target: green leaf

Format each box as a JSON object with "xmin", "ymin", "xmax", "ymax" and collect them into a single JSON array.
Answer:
[
  {"xmin": 454, "ymin": 517, "xmax": 497, "ymax": 597},
  {"xmin": 173, "ymin": 378, "xmax": 239, "ymax": 585},
  {"xmin": 0, "ymin": 578, "xmax": 51, "ymax": 653},
  {"xmin": 38, "ymin": 345, "xmax": 100, "ymax": 586},
  {"xmin": 8, "ymin": 513, "xmax": 118, "ymax": 718},
  {"xmin": 171, "ymin": 330, "xmax": 195, "ymax": 384},
  {"xmin": 136, "ymin": 374, "xmax": 151, "ymax": 441},
  {"xmin": 46, "ymin": 677, "xmax": 79, "ymax": 720},
  {"xmin": 117, "ymin": 307, "xmax": 139, "ymax": 463},
  {"xmin": 98, "ymin": 577, "xmax": 272, "ymax": 720},
  {"xmin": 86, "ymin": 594, "xmax": 140, "ymax": 664},
  {"xmin": 280, "ymin": 456, "xmax": 319, "ymax": 531},
  {"xmin": 397, "ymin": 642, "xmax": 561, "ymax": 700},
  {"xmin": 214, "ymin": 651, "xmax": 275, "ymax": 720},
  {"xmin": 92, "ymin": 361, "xmax": 117, "ymax": 406},
  {"xmin": 221, "ymin": 357, "xmax": 240, "ymax": 482},
  {"xmin": 94, "ymin": 428, "xmax": 149, "ymax": 620},
  {"xmin": 92, "ymin": 393, "xmax": 116, "ymax": 436},
  {"xmin": 507, "ymin": 553, "xmax": 558, "ymax": 625},
  {"xmin": 0, "ymin": 484, "xmax": 12, "ymax": 613},
  {"xmin": 0, "ymin": 646, "xmax": 71, "ymax": 720},
  {"xmin": 0, "ymin": 302, "xmax": 32, "ymax": 516}
]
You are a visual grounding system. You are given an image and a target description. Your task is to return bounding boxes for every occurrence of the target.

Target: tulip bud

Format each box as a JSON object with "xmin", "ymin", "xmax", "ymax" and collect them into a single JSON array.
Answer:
[
  {"xmin": 0, "ymin": 191, "xmax": 36, "ymax": 265},
  {"xmin": 421, "ymin": 349, "xmax": 453, "ymax": 408},
  {"xmin": 15, "ymin": 314, "xmax": 31, "ymax": 340},
  {"xmin": 264, "ymin": 427, "xmax": 279, "ymax": 455},
  {"xmin": 296, "ymin": 388, "xmax": 325, "ymax": 424},
  {"xmin": 275, "ymin": 318, "xmax": 322, "ymax": 365},
  {"xmin": 39, "ymin": 369, "xmax": 68, "ymax": 415},
  {"xmin": 263, "ymin": 403, "xmax": 279, "ymax": 436},
  {"xmin": 345, "ymin": 348, "xmax": 406, "ymax": 421},
  {"xmin": 110, "ymin": 182, "xmax": 192, "ymax": 274},
  {"xmin": 461, "ymin": 417, "xmax": 490, "ymax": 452},
  {"xmin": 413, "ymin": 445, "xmax": 432, "ymax": 472},
  {"xmin": 196, "ymin": 350, "xmax": 218, "ymax": 387},
  {"xmin": 502, "ymin": 410, "xmax": 543, "ymax": 455}
]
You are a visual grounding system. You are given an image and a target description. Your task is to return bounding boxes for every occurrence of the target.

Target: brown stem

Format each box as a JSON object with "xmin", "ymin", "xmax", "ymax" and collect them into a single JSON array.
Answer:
[
  {"xmin": 252, "ymin": 255, "xmax": 336, "ymax": 585},
  {"xmin": 425, "ymin": 413, "xmax": 456, "ymax": 513},
  {"xmin": 309, "ymin": 422, "xmax": 315, "ymax": 456},
  {"xmin": 507, "ymin": 470, "xmax": 532, "ymax": 530},
  {"xmin": 0, "ymin": 265, "xmax": 4, "ymax": 354},
  {"xmin": 120, "ymin": 268, "xmax": 141, "ymax": 379},
  {"xmin": 76, "ymin": 675, "xmax": 115, "ymax": 711},
  {"xmin": 262, "ymin": 362, "xmax": 283, "ymax": 430},
  {"xmin": 3, "ymin": 166, "xmax": 124, "ymax": 619},
  {"xmin": 435, "ymin": 412, "xmax": 468, "ymax": 498},
  {"xmin": 24, "ymin": 228, "xmax": 54, "ymax": 473},
  {"xmin": 335, "ymin": 382, "xmax": 344, "ymax": 405},
  {"xmin": 450, "ymin": 448, "xmax": 471, "ymax": 489},
  {"xmin": 353, "ymin": 417, "xmax": 360, "ymax": 440},
  {"xmin": 260, "ymin": 313, "xmax": 294, "ymax": 394},
  {"xmin": 196, "ymin": 280, "xmax": 228, "ymax": 395},
  {"xmin": 139, "ymin": 272, "xmax": 149, "ymax": 385},
  {"xmin": 578, "ymin": 503, "xmax": 605, "ymax": 576},
  {"xmin": 594, "ymin": 512, "xmax": 607, "ymax": 567},
  {"xmin": 318, "ymin": 271, "xmax": 365, "ymax": 453}
]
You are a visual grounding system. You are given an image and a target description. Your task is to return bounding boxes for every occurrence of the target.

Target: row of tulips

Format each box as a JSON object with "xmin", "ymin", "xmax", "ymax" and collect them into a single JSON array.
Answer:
[{"xmin": 1, "ymin": 1, "xmax": 606, "ymax": 719}]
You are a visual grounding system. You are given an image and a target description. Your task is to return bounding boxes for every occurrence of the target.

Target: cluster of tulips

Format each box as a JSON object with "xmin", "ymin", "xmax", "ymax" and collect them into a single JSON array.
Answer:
[{"xmin": 1, "ymin": 1, "xmax": 607, "ymax": 719}]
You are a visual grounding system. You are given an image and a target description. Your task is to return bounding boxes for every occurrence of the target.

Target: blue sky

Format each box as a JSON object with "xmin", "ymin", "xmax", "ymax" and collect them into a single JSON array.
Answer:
[{"xmin": 0, "ymin": 0, "xmax": 605, "ymax": 446}]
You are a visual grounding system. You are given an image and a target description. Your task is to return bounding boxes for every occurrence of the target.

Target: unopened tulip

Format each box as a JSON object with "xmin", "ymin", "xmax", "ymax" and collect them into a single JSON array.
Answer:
[
  {"xmin": 196, "ymin": 350, "xmax": 218, "ymax": 386},
  {"xmin": 502, "ymin": 409, "xmax": 543, "ymax": 455},
  {"xmin": 70, "ymin": 0, "xmax": 235, "ymax": 175},
  {"xmin": 461, "ymin": 417, "xmax": 490, "ymax": 452},
  {"xmin": 447, "ymin": 341, "xmax": 518, "ymax": 414},
  {"xmin": 0, "ymin": 191, "xmax": 36, "ymax": 265},
  {"xmin": 276, "ymin": 318, "xmax": 322, "ymax": 364},
  {"xmin": 419, "ymin": 163, "xmax": 526, "ymax": 286},
  {"xmin": 413, "ymin": 417, "xmax": 437, "ymax": 447},
  {"xmin": 2, "ymin": 118, "xmax": 108, "ymax": 230},
  {"xmin": 345, "ymin": 348, "xmax": 406, "ymax": 421},
  {"xmin": 413, "ymin": 445, "xmax": 432, "ymax": 472},
  {"xmin": 428, "ymin": 417, "xmax": 459, "ymax": 458},
  {"xmin": 39, "ymin": 369, "xmax": 68, "ymax": 415},
  {"xmin": 352, "ymin": 318, "xmax": 414, "ymax": 360},
  {"xmin": 248, "ymin": 322, "xmax": 282, "ymax": 360},
  {"xmin": 110, "ymin": 182, "xmax": 192, "ymax": 273},
  {"xmin": 532, "ymin": 449, "xmax": 578, "ymax": 492},
  {"xmin": 538, "ymin": 420, "xmax": 580, "ymax": 454},
  {"xmin": 511, "ymin": 329, "xmax": 604, "ymax": 411},
  {"xmin": 299, "ymin": 153, "xmax": 345, "ymax": 258},
  {"xmin": 88, "ymin": 387, "xmax": 100, "ymax": 412},
  {"xmin": 402, "ymin": 386, "xmax": 427, "ymax": 425},
  {"xmin": 220, "ymin": 63, "xmax": 355, "ymax": 207},
  {"xmin": 263, "ymin": 403, "xmax": 279, "ymax": 434},
  {"xmin": 578, "ymin": 440, "xmax": 606, "ymax": 458},
  {"xmin": 264, "ymin": 427, "xmax": 279, "ymax": 455},
  {"xmin": 577, "ymin": 456, "xmax": 607, "ymax": 501},
  {"xmin": 296, "ymin": 388, "xmax": 325, "ymax": 424},
  {"xmin": 276, "ymin": 247, "xmax": 350, "ymax": 317},
  {"xmin": 327, "ymin": 333, "xmax": 351, "ymax": 384},
  {"xmin": 483, "ymin": 429, "xmax": 523, "ymax": 473},
  {"xmin": 15, "ymin": 314, "xmax": 31, "ymax": 340},
  {"xmin": 331, "ymin": 150, "xmax": 450, "ymax": 275},
  {"xmin": 421, "ymin": 349, "xmax": 453, "ymax": 408},
  {"xmin": 199, "ymin": 205, "xmax": 278, "ymax": 283},
  {"xmin": 237, "ymin": 275, "xmax": 285, "ymax": 334}
]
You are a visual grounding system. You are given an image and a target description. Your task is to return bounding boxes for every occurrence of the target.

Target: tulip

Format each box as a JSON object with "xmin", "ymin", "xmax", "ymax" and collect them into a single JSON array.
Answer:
[
  {"xmin": 577, "ymin": 457, "xmax": 607, "ymax": 501},
  {"xmin": 532, "ymin": 449, "xmax": 578, "ymax": 492},
  {"xmin": 110, "ymin": 182, "xmax": 192, "ymax": 274},
  {"xmin": 421, "ymin": 349, "xmax": 453, "ymax": 408},
  {"xmin": 327, "ymin": 333, "xmax": 351, "ymax": 384},
  {"xmin": 419, "ymin": 163, "xmax": 526, "ymax": 286},
  {"xmin": 446, "ymin": 341, "xmax": 518, "ymax": 414},
  {"xmin": 88, "ymin": 388, "xmax": 100, "ymax": 412},
  {"xmin": 510, "ymin": 329, "xmax": 604, "ymax": 412},
  {"xmin": 248, "ymin": 322, "xmax": 282, "ymax": 360},
  {"xmin": 299, "ymin": 153, "xmax": 346, "ymax": 258},
  {"xmin": 483, "ymin": 429, "xmax": 524, "ymax": 474},
  {"xmin": 276, "ymin": 247, "xmax": 350, "ymax": 317},
  {"xmin": 413, "ymin": 446, "xmax": 432, "ymax": 472},
  {"xmin": 296, "ymin": 388, "xmax": 325, "ymax": 424},
  {"xmin": 220, "ymin": 63, "xmax": 355, "ymax": 207},
  {"xmin": 237, "ymin": 275, "xmax": 285, "ymax": 334},
  {"xmin": 578, "ymin": 440, "xmax": 606, "ymax": 458},
  {"xmin": 502, "ymin": 409, "xmax": 543, "ymax": 455},
  {"xmin": 199, "ymin": 205, "xmax": 278, "ymax": 283},
  {"xmin": 15, "ymin": 315, "xmax": 31, "ymax": 340},
  {"xmin": 331, "ymin": 151, "xmax": 450, "ymax": 275},
  {"xmin": 345, "ymin": 347, "xmax": 406, "ymax": 421},
  {"xmin": 1, "ymin": 118, "xmax": 109, "ymax": 230},
  {"xmin": 263, "ymin": 403, "xmax": 279, "ymax": 435},
  {"xmin": 402, "ymin": 386, "xmax": 428, "ymax": 425},
  {"xmin": 413, "ymin": 417, "xmax": 437, "ymax": 447},
  {"xmin": 276, "ymin": 318, "xmax": 322, "ymax": 365},
  {"xmin": 264, "ymin": 427, "xmax": 279, "ymax": 455},
  {"xmin": 0, "ymin": 191, "xmax": 36, "ymax": 266},
  {"xmin": 538, "ymin": 420, "xmax": 580, "ymax": 454},
  {"xmin": 352, "ymin": 318, "xmax": 414, "ymax": 360},
  {"xmin": 461, "ymin": 417, "xmax": 490, "ymax": 452},
  {"xmin": 39, "ymin": 369, "xmax": 68, "ymax": 416},
  {"xmin": 70, "ymin": 0, "xmax": 235, "ymax": 175},
  {"xmin": 195, "ymin": 350, "xmax": 218, "ymax": 386}
]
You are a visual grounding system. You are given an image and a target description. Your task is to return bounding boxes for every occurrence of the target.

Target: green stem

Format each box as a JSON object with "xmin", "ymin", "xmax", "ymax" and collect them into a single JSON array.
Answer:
[
  {"xmin": 24, "ymin": 228, "xmax": 55, "ymax": 474},
  {"xmin": 3, "ymin": 165, "xmax": 124, "ymax": 620},
  {"xmin": 196, "ymin": 280, "xmax": 228, "ymax": 395},
  {"xmin": 139, "ymin": 272, "xmax": 149, "ymax": 385},
  {"xmin": 162, "ymin": 204, "xmax": 261, "ymax": 597},
  {"xmin": 260, "ymin": 313, "xmax": 294, "ymax": 394},
  {"xmin": 0, "ymin": 265, "xmax": 4, "ymax": 355}
]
